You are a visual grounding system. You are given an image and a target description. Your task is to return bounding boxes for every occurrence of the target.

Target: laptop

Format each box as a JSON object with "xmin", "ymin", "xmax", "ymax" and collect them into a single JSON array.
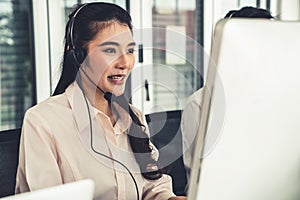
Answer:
[
  {"xmin": 1, "ymin": 179, "xmax": 95, "ymax": 200},
  {"xmin": 188, "ymin": 19, "xmax": 300, "ymax": 200}
]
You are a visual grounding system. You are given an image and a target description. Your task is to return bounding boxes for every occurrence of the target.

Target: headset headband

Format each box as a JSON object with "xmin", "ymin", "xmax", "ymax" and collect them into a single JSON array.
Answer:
[{"xmin": 69, "ymin": 3, "xmax": 89, "ymax": 49}]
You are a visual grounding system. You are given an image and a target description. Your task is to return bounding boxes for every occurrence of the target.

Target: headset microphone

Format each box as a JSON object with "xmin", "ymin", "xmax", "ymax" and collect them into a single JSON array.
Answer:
[
  {"xmin": 78, "ymin": 57, "xmax": 129, "ymax": 107},
  {"xmin": 79, "ymin": 62, "xmax": 130, "ymax": 113}
]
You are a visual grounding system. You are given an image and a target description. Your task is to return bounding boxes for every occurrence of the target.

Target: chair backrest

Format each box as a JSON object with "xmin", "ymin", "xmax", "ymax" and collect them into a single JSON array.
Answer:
[
  {"xmin": 0, "ymin": 128, "xmax": 21, "ymax": 198},
  {"xmin": 145, "ymin": 110, "xmax": 187, "ymax": 196}
]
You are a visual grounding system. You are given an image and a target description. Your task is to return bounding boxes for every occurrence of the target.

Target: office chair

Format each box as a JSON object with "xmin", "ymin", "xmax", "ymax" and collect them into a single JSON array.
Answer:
[
  {"xmin": 0, "ymin": 128, "xmax": 21, "ymax": 198},
  {"xmin": 145, "ymin": 110, "xmax": 187, "ymax": 196}
]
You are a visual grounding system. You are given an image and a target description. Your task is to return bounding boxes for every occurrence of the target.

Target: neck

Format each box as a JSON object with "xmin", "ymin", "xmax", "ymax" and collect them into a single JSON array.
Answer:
[{"xmin": 79, "ymin": 78, "xmax": 112, "ymax": 117}]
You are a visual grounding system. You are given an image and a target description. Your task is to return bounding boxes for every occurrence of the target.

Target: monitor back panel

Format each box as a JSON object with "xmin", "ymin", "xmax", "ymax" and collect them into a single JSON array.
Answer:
[{"xmin": 190, "ymin": 19, "xmax": 300, "ymax": 200}]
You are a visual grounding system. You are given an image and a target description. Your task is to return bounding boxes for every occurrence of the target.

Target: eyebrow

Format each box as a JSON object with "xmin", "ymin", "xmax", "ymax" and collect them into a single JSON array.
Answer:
[{"xmin": 98, "ymin": 41, "xmax": 136, "ymax": 47}]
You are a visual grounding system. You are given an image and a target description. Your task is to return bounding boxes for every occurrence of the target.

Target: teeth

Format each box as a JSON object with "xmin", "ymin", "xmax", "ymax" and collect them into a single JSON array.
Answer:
[{"xmin": 110, "ymin": 76, "xmax": 123, "ymax": 80}]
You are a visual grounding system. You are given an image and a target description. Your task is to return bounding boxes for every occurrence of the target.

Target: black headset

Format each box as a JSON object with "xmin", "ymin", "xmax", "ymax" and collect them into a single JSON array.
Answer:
[
  {"xmin": 66, "ymin": 4, "xmax": 141, "ymax": 199},
  {"xmin": 67, "ymin": 3, "xmax": 89, "ymax": 65}
]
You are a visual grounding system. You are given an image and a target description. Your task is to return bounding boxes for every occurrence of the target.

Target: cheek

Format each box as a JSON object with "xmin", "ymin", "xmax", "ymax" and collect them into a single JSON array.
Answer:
[
  {"xmin": 92, "ymin": 63, "xmax": 107, "ymax": 82},
  {"xmin": 129, "ymin": 56, "xmax": 135, "ymax": 71},
  {"xmin": 86, "ymin": 53, "xmax": 109, "ymax": 76}
]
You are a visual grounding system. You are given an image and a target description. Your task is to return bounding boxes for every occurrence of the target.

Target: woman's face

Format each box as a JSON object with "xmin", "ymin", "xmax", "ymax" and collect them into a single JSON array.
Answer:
[{"xmin": 82, "ymin": 22, "xmax": 135, "ymax": 96}]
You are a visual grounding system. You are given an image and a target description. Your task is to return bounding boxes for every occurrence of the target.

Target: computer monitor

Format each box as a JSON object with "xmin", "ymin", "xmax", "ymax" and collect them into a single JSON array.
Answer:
[
  {"xmin": 1, "ymin": 179, "xmax": 95, "ymax": 200},
  {"xmin": 188, "ymin": 19, "xmax": 300, "ymax": 200}
]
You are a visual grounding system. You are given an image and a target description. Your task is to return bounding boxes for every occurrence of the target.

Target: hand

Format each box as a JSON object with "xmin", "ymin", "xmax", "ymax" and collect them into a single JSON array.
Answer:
[{"xmin": 168, "ymin": 196, "xmax": 187, "ymax": 200}]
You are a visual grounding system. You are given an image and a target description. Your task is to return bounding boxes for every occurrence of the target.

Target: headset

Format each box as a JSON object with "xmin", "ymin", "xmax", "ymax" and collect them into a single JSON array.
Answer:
[
  {"xmin": 67, "ymin": 3, "xmax": 89, "ymax": 65},
  {"xmin": 67, "ymin": 3, "xmax": 108, "ymax": 94},
  {"xmin": 66, "ymin": 4, "xmax": 140, "ymax": 200}
]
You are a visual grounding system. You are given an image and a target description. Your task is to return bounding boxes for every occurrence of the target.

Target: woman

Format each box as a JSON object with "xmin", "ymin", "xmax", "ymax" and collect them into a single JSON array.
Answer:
[{"xmin": 15, "ymin": 2, "xmax": 185, "ymax": 200}]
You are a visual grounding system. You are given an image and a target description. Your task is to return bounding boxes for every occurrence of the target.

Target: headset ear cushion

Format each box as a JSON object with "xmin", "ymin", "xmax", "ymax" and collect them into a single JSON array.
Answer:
[{"xmin": 72, "ymin": 47, "xmax": 85, "ymax": 65}]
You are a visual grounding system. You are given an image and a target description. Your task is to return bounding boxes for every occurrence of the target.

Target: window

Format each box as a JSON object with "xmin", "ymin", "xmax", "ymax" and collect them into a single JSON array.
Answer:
[
  {"xmin": 63, "ymin": 0, "xmax": 127, "ymax": 20},
  {"xmin": 0, "ymin": 0, "xmax": 35, "ymax": 131},
  {"xmin": 151, "ymin": 0, "xmax": 201, "ymax": 112},
  {"xmin": 129, "ymin": 0, "xmax": 202, "ymax": 114}
]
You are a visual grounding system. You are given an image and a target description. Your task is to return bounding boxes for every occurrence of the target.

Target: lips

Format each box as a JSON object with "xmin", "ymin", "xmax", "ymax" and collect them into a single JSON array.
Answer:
[{"xmin": 107, "ymin": 74, "xmax": 126, "ymax": 84}]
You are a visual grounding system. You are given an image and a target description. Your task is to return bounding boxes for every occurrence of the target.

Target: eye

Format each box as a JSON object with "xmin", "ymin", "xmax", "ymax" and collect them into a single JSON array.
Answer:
[
  {"xmin": 103, "ymin": 48, "xmax": 116, "ymax": 54},
  {"xmin": 127, "ymin": 48, "xmax": 135, "ymax": 54}
]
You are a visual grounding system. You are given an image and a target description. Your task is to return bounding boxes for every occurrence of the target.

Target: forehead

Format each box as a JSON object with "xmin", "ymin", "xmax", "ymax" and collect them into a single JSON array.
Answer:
[{"xmin": 93, "ymin": 22, "xmax": 133, "ymax": 44}]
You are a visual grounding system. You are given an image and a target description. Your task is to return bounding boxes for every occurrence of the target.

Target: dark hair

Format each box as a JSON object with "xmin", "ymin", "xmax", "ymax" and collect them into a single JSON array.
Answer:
[
  {"xmin": 53, "ymin": 2, "xmax": 133, "ymax": 95},
  {"xmin": 53, "ymin": 2, "xmax": 162, "ymax": 180},
  {"xmin": 224, "ymin": 6, "xmax": 273, "ymax": 19}
]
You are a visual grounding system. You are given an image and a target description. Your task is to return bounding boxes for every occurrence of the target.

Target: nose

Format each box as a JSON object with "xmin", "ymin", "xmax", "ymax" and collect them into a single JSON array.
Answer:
[{"xmin": 115, "ymin": 53, "xmax": 131, "ymax": 70}]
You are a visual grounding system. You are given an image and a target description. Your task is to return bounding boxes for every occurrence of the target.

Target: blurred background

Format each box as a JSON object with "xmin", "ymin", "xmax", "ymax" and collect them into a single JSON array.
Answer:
[{"xmin": 1, "ymin": 0, "xmax": 299, "ymax": 131}]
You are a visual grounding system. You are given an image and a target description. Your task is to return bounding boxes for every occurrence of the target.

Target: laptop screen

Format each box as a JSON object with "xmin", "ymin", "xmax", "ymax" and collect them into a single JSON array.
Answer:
[{"xmin": 2, "ymin": 179, "xmax": 95, "ymax": 200}]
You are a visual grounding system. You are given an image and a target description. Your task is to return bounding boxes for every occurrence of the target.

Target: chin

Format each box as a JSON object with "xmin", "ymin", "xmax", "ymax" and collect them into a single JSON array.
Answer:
[{"xmin": 110, "ymin": 87, "xmax": 125, "ymax": 97}]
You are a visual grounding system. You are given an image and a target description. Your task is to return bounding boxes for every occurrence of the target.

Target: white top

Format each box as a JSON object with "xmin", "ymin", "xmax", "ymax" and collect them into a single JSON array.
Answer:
[
  {"xmin": 180, "ymin": 88, "xmax": 203, "ymax": 177},
  {"xmin": 15, "ymin": 82, "xmax": 175, "ymax": 200}
]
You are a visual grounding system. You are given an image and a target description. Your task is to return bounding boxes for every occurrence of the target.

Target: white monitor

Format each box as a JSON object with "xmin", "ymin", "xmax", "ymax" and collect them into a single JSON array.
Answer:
[
  {"xmin": 0, "ymin": 179, "xmax": 95, "ymax": 200},
  {"xmin": 188, "ymin": 18, "xmax": 300, "ymax": 200}
]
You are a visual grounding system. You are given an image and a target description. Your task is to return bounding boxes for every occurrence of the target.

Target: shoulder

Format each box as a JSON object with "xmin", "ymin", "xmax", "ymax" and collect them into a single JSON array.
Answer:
[
  {"xmin": 24, "ymin": 93, "xmax": 71, "ymax": 124},
  {"xmin": 181, "ymin": 88, "xmax": 204, "ymax": 124},
  {"xmin": 186, "ymin": 88, "xmax": 204, "ymax": 106},
  {"xmin": 27, "ymin": 93, "xmax": 69, "ymax": 114}
]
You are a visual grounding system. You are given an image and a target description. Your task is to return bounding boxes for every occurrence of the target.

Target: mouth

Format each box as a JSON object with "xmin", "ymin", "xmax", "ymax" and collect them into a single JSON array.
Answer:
[{"xmin": 107, "ymin": 74, "xmax": 126, "ymax": 84}]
